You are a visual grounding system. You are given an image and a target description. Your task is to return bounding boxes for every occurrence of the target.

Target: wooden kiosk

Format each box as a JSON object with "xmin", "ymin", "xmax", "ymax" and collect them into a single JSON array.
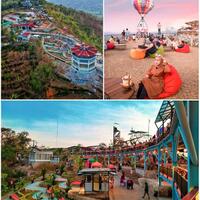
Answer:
[{"xmin": 78, "ymin": 168, "xmax": 111, "ymax": 193}]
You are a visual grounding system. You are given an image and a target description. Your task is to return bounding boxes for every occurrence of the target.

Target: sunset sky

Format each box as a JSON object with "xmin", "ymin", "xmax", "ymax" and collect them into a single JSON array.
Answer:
[
  {"xmin": 2, "ymin": 101, "xmax": 162, "ymax": 148},
  {"xmin": 104, "ymin": 0, "xmax": 198, "ymax": 33}
]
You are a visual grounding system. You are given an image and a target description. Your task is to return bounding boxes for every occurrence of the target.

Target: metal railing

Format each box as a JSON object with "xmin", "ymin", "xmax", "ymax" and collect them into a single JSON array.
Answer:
[
  {"xmin": 174, "ymin": 170, "xmax": 188, "ymax": 198},
  {"xmin": 160, "ymin": 166, "xmax": 172, "ymax": 179}
]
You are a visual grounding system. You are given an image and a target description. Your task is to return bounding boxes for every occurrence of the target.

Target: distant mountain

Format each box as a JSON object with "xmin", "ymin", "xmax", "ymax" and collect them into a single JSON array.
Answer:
[{"xmin": 46, "ymin": 0, "xmax": 102, "ymax": 17}]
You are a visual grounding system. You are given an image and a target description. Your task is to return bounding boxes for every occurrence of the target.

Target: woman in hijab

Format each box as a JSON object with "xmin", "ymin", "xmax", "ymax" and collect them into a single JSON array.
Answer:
[{"xmin": 137, "ymin": 54, "xmax": 171, "ymax": 99}]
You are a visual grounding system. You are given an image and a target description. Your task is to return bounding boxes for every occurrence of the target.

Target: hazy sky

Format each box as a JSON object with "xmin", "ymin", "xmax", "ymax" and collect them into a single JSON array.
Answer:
[
  {"xmin": 104, "ymin": 0, "xmax": 198, "ymax": 33},
  {"xmin": 2, "ymin": 101, "xmax": 162, "ymax": 148}
]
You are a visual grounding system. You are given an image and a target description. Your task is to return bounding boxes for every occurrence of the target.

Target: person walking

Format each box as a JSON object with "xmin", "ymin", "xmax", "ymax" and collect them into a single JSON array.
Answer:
[{"xmin": 143, "ymin": 181, "xmax": 150, "ymax": 199}]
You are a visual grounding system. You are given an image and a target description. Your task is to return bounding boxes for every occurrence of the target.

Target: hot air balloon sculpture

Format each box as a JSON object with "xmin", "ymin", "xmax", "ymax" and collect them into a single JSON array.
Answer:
[{"xmin": 133, "ymin": 0, "xmax": 154, "ymax": 37}]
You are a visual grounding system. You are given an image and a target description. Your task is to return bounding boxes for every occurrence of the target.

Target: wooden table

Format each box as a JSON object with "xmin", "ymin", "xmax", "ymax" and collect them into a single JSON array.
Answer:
[{"xmin": 105, "ymin": 78, "xmax": 135, "ymax": 99}]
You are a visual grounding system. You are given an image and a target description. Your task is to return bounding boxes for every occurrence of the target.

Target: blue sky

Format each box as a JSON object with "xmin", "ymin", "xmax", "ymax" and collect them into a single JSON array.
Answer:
[{"xmin": 1, "ymin": 100, "xmax": 162, "ymax": 148}]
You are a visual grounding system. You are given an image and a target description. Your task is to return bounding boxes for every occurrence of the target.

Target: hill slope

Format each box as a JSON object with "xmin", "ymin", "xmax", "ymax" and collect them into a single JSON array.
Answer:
[{"xmin": 46, "ymin": 0, "xmax": 102, "ymax": 17}]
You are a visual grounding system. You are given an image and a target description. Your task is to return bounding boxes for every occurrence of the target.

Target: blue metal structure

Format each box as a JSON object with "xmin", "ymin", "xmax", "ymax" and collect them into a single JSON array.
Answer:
[{"xmin": 81, "ymin": 101, "xmax": 199, "ymax": 199}]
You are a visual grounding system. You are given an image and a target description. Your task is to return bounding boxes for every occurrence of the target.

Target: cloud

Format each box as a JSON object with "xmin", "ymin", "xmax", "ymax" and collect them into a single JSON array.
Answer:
[{"xmin": 2, "ymin": 101, "xmax": 162, "ymax": 148}]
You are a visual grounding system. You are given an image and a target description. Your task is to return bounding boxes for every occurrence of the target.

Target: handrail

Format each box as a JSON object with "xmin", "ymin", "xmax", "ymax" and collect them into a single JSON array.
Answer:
[
  {"xmin": 81, "ymin": 132, "xmax": 171, "ymax": 156},
  {"xmin": 182, "ymin": 187, "xmax": 198, "ymax": 200}
]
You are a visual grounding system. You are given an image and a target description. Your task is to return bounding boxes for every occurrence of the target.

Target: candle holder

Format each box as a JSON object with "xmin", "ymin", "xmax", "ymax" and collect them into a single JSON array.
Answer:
[{"xmin": 120, "ymin": 73, "xmax": 134, "ymax": 89}]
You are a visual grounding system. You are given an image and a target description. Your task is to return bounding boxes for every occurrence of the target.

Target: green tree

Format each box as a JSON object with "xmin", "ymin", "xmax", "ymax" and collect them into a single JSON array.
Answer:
[
  {"xmin": 30, "ymin": 63, "xmax": 54, "ymax": 94},
  {"xmin": 41, "ymin": 168, "xmax": 47, "ymax": 180}
]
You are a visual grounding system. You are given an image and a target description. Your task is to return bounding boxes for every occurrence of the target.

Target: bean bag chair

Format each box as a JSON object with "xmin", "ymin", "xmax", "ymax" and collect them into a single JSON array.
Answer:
[
  {"xmin": 130, "ymin": 48, "xmax": 145, "ymax": 59},
  {"xmin": 175, "ymin": 44, "xmax": 190, "ymax": 53},
  {"xmin": 149, "ymin": 45, "xmax": 164, "ymax": 58},
  {"xmin": 107, "ymin": 42, "xmax": 115, "ymax": 50},
  {"xmin": 155, "ymin": 65, "xmax": 182, "ymax": 99}
]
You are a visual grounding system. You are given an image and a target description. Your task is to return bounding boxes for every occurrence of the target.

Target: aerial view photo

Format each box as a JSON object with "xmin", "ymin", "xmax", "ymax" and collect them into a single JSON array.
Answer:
[
  {"xmin": 2, "ymin": 0, "xmax": 103, "ymax": 99},
  {"xmin": 104, "ymin": 0, "xmax": 198, "ymax": 99},
  {"xmin": 1, "ymin": 100, "xmax": 199, "ymax": 199}
]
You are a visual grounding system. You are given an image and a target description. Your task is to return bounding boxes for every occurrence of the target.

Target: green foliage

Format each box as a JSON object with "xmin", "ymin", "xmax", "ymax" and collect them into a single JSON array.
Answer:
[
  {"xmin": 1, "ymin": 128, "xmax": 32, "ymax": 195},
  {"xmin": 59, "ymin": 164, "xmax": 65, "ymax": 176},
  {"xmin": 41, "ymin": 168, "xmax": 47, "ymax": 180},
  {"xmin": 30, "ymin": 63, "xmax": 54, "ymax": 93},
  {"xmin": 14, "ymin": 178, "xmax": 26, "ymax": 191},
  {"xmin": 45, "ymin": 3, "xmax": 102, "ymax": 52},
  {"xmin": 2, "ymin": 0, "xmax": 21, "ymax": 11}
]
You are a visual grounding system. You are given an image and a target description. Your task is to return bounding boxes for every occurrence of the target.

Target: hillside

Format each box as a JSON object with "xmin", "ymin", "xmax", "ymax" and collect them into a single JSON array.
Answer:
[
  {"xmin": 47, "ymin": 0, "xmax": 103, "ymax": 17},
  {"xmin": 44, "ymin": 2, "xmax": 103, "ymax": 51}
]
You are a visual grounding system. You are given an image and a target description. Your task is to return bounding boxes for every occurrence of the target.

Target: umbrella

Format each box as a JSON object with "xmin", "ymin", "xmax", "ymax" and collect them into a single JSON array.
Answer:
[
  {"xmin": 55, "ymin": 177, "xmax": 67, "ymax": 182},
  {"xmin": 91, "ymin": 162, "xmax": 102, "ymax": 168},
  {"xmin": 108, "ymin": 164, "xmax": 115, "ymax": 169},
  {"xmin": 89, "ymin": 158, "xmax": 96, "ymax": 163}
]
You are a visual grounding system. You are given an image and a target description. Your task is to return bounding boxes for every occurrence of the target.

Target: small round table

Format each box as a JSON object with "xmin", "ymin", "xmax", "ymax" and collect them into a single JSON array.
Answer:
[{"xmin": 105, "ymin": 78, "xmax": 135, "ymax": 99}]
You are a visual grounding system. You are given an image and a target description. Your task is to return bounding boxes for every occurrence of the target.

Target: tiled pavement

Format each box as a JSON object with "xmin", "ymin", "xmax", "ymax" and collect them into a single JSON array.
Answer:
[{"xmin": 105, "ymin": 40, "xmax": 198, "ymax": 99}]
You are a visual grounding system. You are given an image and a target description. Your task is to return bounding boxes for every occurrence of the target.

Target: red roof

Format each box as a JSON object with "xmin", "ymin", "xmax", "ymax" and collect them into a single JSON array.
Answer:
[
  {"xmin": 12, "ymin": 23, "xmax": 35, "ymax": 28},
  {"xmin": 71, "ymin": 44, "xmax": 97, "ymax": 58},
  {"xmin": 71, "ymin": 181, "xmax": 81, "ymax": 185},
  {"xmin": 10, "ymin": 194, "xmax": 19, "ymax": 200},
  {"xmin": 22, "ymin": 32, "xmax": 30, "ymax": 37},
  {"xmin": 9, "ymin": 17, "xmax": 18, "ymax": 21}
]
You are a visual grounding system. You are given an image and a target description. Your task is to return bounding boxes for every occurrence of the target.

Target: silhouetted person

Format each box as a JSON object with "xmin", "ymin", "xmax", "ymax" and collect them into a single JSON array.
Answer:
[{"xmin": 143, "ymin": 182, "xmax": 150, "ymax": 199}]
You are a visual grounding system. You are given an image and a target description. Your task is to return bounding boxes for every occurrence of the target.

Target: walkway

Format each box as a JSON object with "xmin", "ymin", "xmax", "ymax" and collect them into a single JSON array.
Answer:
[{"xmin": 110, "ymin": 173, "xmax": 171, "ymax": 200}]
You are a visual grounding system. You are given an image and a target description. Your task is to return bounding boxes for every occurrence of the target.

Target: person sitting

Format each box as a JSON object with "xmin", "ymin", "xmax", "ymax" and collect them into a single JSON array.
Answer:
[
  {"xmin": 116, "ymin": 37, "xmax": 120, "ymax": 44},
  {"xmin": 109, "ymin": 35, "xmax": 115, "ymax": 44},
  {"xmin": 106, "ymin": 40, "xmax": 115, "ymax": 50},
  {"xmin": 177, "ymin": 40, "xmax": 185, "ymax": 49},
  {"xmin": 136, "ymin": 54, "xmax": 171, "ymax": 99},
  {"xmin": 145, "ymin": 38, "xmax": 160, "ymax": 57},
  {"xmin": 175, "ymin": 40, "xmax": 190, "ymax": 53},
  {"xmin": 127, "ymin": 179, "xmax": 134, "ymax": 189}
]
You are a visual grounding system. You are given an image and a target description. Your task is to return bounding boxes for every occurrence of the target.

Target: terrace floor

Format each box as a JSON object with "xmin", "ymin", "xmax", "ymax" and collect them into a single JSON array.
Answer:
[
  {"xmin": 110, "ymin": 173, "xmax": 171, "ymax": 200},
  {"xmin": 105, "ymin": 39, "xmax": 199, "ymax": 99}
]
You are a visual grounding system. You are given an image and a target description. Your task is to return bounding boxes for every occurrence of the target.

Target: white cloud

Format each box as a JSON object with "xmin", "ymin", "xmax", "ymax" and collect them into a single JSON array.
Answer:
[{"xmin": 2, "ymin": 101, "xmax": 162, "ymax": 148}]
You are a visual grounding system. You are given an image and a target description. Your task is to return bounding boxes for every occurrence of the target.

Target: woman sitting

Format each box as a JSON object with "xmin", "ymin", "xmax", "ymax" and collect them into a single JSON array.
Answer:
[{"xmin": 136, "ymin": 54, "xmax": 171, "ymax": 99}]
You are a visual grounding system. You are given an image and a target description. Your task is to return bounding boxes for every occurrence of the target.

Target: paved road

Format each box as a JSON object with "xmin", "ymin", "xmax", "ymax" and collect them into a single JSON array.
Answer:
[{"xmin": 110, "ymin": 174, "xmax": 171, "ymax": 200}]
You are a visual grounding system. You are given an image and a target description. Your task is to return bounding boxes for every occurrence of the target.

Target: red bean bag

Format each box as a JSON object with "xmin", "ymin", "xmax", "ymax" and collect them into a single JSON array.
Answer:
[
  {"xmin": 175, "ymin": 44, "xmax": 190, "ymax": 53},
  {"xmin": 155, "ymin": 65, "xmax": 182, "ymax": 99},
  {"xmin": 107, "ymin": 42, "xmax": 115, "ymax": 50}
]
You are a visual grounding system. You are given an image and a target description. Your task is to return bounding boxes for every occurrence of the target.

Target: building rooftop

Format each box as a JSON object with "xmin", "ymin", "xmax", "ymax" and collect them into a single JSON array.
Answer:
[
  {"xmin": 21, "ymin": 32, "xmax": 31, "ymax": 37},
  {"xmin": 71, "ymin": 44, "xmax": 97, "ymax": 58},
  {"xmin": 78, "ymin": 168, "xmax": 111, "ymax": 175},
  {"xmin": 12, "ymin": 23, "xmax": 35, "ymax": 28}
]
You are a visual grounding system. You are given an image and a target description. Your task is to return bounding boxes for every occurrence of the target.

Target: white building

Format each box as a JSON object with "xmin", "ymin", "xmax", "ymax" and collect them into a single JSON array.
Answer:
[{"xmin": 29, "ymin": 147, "xmax": 59, "ymax": 164}]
